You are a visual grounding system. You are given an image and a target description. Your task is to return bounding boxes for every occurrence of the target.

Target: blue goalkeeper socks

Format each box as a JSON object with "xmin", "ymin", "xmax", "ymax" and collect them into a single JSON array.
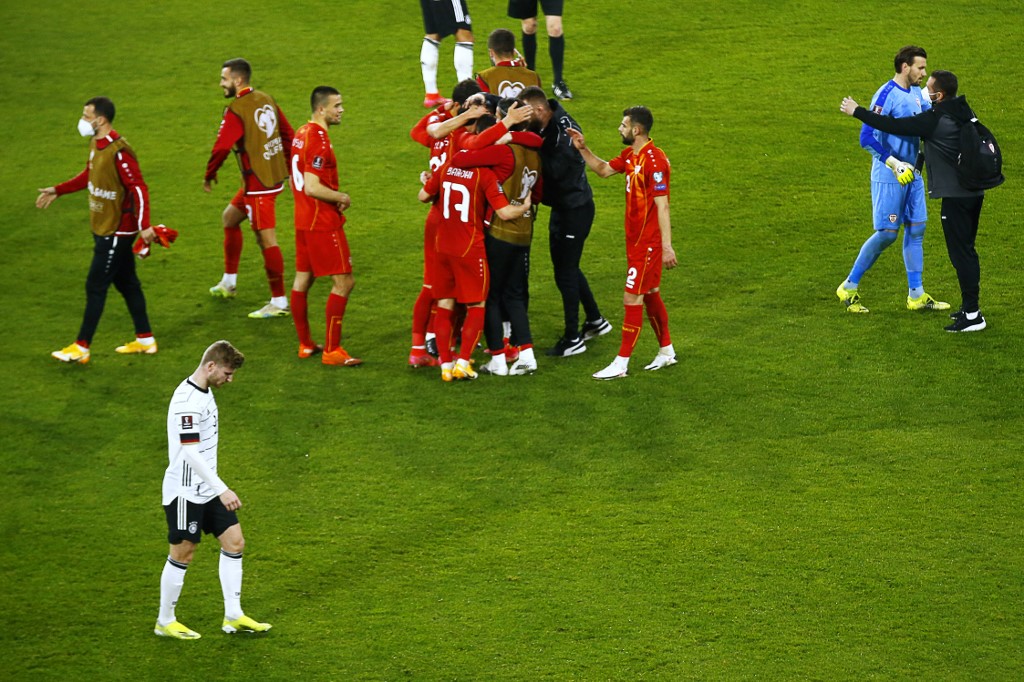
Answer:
[
  {"xmin": 848, "ymin": 230, "xmax": 898, "ymax": 285},
  {"xmin": 904, "ymin": 225, "xmax": 924, "ymax": 292}
]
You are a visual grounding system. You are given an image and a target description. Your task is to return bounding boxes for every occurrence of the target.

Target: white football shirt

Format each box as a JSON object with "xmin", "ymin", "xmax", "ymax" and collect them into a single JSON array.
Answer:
[{"xmin": 163, "ymin": 377, "xmax": 227, "ymax": 505}]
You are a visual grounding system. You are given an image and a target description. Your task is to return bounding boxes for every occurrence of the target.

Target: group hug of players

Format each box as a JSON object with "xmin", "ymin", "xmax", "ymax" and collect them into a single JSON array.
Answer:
[{"xmin": 41, "ymin": 31, "xmax": 679, "ymax": 382}]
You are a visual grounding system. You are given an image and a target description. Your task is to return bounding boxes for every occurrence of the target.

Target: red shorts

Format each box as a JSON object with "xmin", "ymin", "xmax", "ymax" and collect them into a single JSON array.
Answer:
[
  {"xmin": 295, "ymin": 229, "xmax": 352, "ymax": 277},
  {"xmin": 624, "ymin": 245, "xmax": 662, "ymax": 295},
  {"xmin": 230, "ymin": 188, "xmax": 279, "ymax": 231},
  {"xmin": 423, "ymin": 209, "xmax": 441, "ymax": 287},
  {"xmin": 434, "ymin": 251, "xmax": 488, "ymax": 304}
]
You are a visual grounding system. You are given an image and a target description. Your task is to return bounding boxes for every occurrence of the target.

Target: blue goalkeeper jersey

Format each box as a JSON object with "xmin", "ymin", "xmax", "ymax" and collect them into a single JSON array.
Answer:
[{"xmin": 861, "ymin": 80, "xmax": 931, "ymax": 184}]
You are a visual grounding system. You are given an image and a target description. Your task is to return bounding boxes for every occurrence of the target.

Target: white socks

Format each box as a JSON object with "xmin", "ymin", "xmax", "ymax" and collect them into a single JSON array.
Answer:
[
  {"xmin": 220, "ymin": 550, "xmax": 244, "ymax": 620},
  {"xmin": 222, "ymin": 273, "xmax": 238, "ymax": 287},
  {"xmin": 158, "ymin": 557, "xmax": 188, "ymax": 625},
  {"xmin": 421, "ymin": 38, "xmax": 440, "ymax": 93},
  {"xmin": 454, "ymin": 42, "xmax": 474, "ymax": 81}
]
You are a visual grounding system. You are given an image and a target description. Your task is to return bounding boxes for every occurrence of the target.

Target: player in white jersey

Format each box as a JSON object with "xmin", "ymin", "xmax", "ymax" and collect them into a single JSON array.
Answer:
[{"xmin": 155, "ymin": 340, "xmax": 271, "ymax": 640}]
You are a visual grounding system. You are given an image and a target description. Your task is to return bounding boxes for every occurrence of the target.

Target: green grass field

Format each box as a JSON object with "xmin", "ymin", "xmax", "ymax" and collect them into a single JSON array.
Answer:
[{"xmin": 2, "ymin": 0, "xmax": 1022, "ymax": 679}]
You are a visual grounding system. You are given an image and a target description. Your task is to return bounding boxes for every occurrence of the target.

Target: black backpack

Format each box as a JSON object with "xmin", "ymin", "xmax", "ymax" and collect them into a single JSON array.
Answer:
[{"xmin": 956, "ymin": 109, "xmax": 1004, "ymax": 191}]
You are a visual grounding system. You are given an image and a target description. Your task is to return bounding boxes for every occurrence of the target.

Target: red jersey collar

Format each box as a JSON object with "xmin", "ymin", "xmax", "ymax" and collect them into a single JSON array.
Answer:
[
  {"xmin": 236, "ymin": 86, "xmax": 254, "ymax": 98},
  {"xmin": 94, "ymin": 130, "xmax": 121, "ymax": 150}
]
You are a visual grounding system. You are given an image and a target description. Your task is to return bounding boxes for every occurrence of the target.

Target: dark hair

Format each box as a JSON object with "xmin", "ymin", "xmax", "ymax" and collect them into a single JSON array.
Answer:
[
  {"xmin": 202, "ymin": 340, "xmax": 245, "ymax": 369},
  {"xmin": 310, "ymin": 85, "xmax": 340, "ymax": 112},
  {"xmin": 517, "ymin": 85, "xmax": 548, "ymax": 107},
  {"xmin": 894, "ymin": 46, "xmax": 926, "ymax": 74},
  {"xmin": 623, "ymin": 105, "xmax": 654, "ymax": 135},
  {"xmin": 475, "ymin": 114, "xmax": 497, "ymax": 134},
  {"xmin": 85, "ymin": 96, "xmax": 116, "ymax": 123},
  {"xmin": 222, "ymin": 58, "xmax": 252, "ymax": 83},
  {"xmin": 488, "ymin": 28, "xmax": 516, "ymax": 56},
  {"xmin": 451, "ymin": 78, "xmax": 482, "ymax": 104},
  {"xmin": 930, "ymin": 70, "xmax": 958, "ymax": 98}
]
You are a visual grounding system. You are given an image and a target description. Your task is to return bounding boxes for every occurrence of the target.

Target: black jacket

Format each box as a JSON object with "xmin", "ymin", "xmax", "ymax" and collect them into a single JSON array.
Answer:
[
  {"xmin": 853, "ymin": 96, "xmax": 984, "ymax": 199},
  {"xmin": 537, "ymin": 99, "xmax": 594, "ymax": 210}
]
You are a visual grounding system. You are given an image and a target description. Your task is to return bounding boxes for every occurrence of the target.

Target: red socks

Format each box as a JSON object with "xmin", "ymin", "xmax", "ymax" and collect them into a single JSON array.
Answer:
[
  {"xmin": 262, "ymin": 245, "xmax": 285, "ymax": 298},
  {"xmin": 459, "ymin": 306, "xmax": 486, "ymax": 362},
  {"xmin": 617, "ymin": 304, "xmax": 644, "ymax": 358},
  {"xmin": 411, "ymin": 286, "xmax": 433, "ymax": 347},
  {"xmin": 325, "ymin": 293, "xmax": 348, "ymax": 352},
  {"xmin": 644, "ymin": 291, "xmax": 672, "ymax": 347},
  {"xmin": 223, "ymin": 226, "xmax": 243, "ymax": 274},
  {"xmin": 291, "ymin": 290, "xmax": 313, "ymax": 347},
  {"xmin": 434, "ymin": 307, "xmax": 455, "ymax": 364}
]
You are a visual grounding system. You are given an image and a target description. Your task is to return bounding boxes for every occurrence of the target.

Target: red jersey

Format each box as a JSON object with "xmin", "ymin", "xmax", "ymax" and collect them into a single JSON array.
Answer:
[
  {"xmin": 424, "ymin": 164, "xmax": 509, "ymax": 257},
  {"xmin": 290, "ymin": 122, "xmax": 345, "ymax": 232},
  {"xmin": 608, "ymin": 139, "xmax": 670, "ymax": 250}
]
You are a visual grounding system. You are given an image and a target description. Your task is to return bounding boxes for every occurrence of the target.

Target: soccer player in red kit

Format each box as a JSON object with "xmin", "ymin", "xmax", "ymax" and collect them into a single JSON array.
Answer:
[
  {"xmin": 407, "ymin": 80, "xmax": 522, "ymax": 367},
  {"xmin": 568, "ymin": 106, "xmax": 679, "ymax": 380},
  {"xmin": 204, "ymin": 58, "xmax": 294, "ymax": 319},
  {"xmin": 409, "ymin": 80, "xmax": 482, "ymax": 367},
  {"xmin": 289, "ymin": 86, "xmax": 362, "ymax": 367},
  {"xmin": 418, "ymin": 153, "xmax": 532, "ymax": 381}
]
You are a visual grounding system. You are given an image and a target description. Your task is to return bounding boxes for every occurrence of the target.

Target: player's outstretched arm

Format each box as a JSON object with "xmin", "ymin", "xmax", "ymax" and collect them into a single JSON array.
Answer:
[
  {"xmin": 566, "ymin": 129, "xmax": 617, "ymax": 177},
  {"xmin": 36, "ymin": 187, "xmax": 58, "ymax": 209}
]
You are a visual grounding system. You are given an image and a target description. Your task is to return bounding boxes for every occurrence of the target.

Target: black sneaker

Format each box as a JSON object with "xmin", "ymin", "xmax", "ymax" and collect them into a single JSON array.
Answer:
[
  {"xmin": 552, "ymin": 80, "xmax": 574, "ymax": 100},
  {"xmin": 581, "ymin": 317, "xmax": 612, "ymax": 340},
  {"xmin": 425, "ymin": 337, "xmax": 439, "ymax": 358},
  {"xmin": 945, "ymin": 310, "xmax": 986, "ymax": 332},
  {"xmin": 546, "ymin": 334, "xmax": 586, "ymax": 357}
]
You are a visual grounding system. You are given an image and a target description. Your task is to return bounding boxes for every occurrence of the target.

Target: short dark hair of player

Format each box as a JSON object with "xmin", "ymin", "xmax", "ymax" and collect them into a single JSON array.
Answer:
[
  {"xmin": 222, "ymin": 58, "xmax": 252, "ymax": 83},
  {"xmin": 893, "ymin": 45, "xmax": 926, "ymax": 74},
  {"xmin": 474, "ymin": 114, "xmax": 497, "ymax": 134},
  {"xmin": 202, "ymin": 340, "xmax": 245, "ymax": 369},
  {"xmin": 310, "ymin": 86, "xmax": 340, "ymax": 113},
  {"xmin": 517, "ymin": 85, "xmax": 548, "ymax": 107},
  {"xmin": 930, "ymin": 70, "xmax": 959, "ymax": 98},
  {"xmin": 623, "ymin": 106, "xmax": 654, "ymax": 135},
  {"xmin": 85, "ymin": 97, "xmax": 116, "ymax": 123},
  {"xmin": 451, "ymin": 79, "xmax": 482, "ymax": 105},
  {"xmin": 488, "ymin": 28, "xmax": 516, "ymax": 57}
]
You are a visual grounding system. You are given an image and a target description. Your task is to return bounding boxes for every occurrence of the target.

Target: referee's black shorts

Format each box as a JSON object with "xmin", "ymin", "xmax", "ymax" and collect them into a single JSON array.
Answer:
[{"xmin": 508, "ymin": 0, "xmax": 564, "ymax": 20}]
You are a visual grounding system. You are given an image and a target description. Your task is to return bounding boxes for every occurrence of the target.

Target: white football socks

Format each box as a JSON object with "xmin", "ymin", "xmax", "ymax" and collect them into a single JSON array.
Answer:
[
  {"xmin": 421, "ymin": 38, "xmax": 440, "ymax": 93},
  {"xmin": 454, "ymin": 42, "xmax": 474, "ymax": 81},
  {"xmin": 158, "ymin": 557, "xmax": 188, "ymax": 625},
  {"xmin": 220, "ymin": 550, "xmax": 244, "ymax": 620}
]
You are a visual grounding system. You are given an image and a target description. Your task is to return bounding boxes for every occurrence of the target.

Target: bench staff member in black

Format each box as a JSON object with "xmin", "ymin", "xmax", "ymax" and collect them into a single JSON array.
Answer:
[{"xmin": 518, "ymin": 86, "xmax": 611, "ymax": 355}]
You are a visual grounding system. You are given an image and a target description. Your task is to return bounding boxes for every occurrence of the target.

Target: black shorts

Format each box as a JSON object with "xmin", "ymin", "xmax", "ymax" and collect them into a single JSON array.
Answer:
[
  {"xmin": 508, "ymin": 0, "xmax": 563, "ymax": 20},
  {"xmin": 164, "ymin": 496, "xmax": 239, "ymax": 544},
  {"xmin": 421, "ymin": 0, "xmax": 472, "ymax": 38}
]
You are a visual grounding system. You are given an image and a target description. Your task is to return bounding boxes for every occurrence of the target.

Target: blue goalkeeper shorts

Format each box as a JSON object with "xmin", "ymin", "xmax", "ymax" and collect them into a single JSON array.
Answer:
[{"xmin": 871, "ymin": 177, "xmax": 927, "ymax": 230}]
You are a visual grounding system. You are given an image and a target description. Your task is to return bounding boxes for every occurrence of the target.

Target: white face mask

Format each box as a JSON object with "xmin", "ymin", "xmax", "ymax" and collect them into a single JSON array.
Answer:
[{"xmin": 77, "ymin": 118, "xmax": 96, "ymax": 137}]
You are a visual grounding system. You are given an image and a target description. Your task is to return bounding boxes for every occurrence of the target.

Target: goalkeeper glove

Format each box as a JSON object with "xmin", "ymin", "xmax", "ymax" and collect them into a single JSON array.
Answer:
[{"xmin": 885, "ymin": 155, "xmax": 915, "ymax": 185}]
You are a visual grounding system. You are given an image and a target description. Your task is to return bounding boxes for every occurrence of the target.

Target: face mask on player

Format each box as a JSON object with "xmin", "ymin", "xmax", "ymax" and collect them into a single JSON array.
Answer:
[{"xmin": 77, "ymin": 118, "xmax": 96, "ymax": 137}]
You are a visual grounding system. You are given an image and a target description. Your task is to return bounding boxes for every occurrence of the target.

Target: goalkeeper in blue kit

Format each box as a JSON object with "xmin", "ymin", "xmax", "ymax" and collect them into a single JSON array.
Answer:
[{"xmin": 837, "ymin": 45, "xmax": 949, "ymax": 313}]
